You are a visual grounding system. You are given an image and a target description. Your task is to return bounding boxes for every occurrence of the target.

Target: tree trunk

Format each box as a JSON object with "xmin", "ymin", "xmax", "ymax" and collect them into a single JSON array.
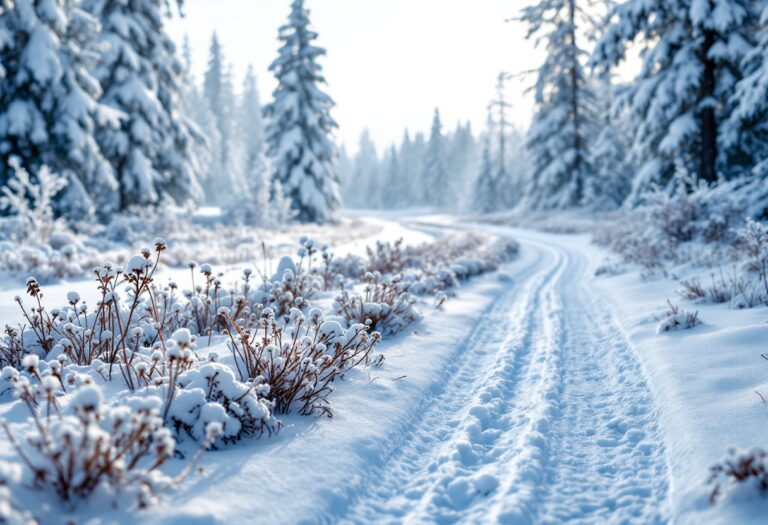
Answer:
[
  {"xmin": 699, "ymin": 29, "xmax": 718, "ymax": 184},
  {"xmin": 568, "ymin": 0, "xmax": 583, "ymax": 204}
]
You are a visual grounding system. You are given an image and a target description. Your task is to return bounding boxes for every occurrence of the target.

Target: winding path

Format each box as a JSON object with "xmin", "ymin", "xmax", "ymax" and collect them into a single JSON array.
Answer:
[{"xmin": 339, "ymin": 226, "xmax": 670, "ymax": 524}]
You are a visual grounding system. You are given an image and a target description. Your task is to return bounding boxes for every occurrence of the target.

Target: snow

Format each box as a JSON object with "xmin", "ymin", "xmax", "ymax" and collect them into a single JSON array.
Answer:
[{"xmin": 0, "ymin": 211, "xmax": 765, "ymax": 523}]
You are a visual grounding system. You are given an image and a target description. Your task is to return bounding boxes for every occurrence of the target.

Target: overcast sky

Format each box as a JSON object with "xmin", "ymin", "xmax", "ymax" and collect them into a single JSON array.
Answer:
[{"xmin": 167, "ymin": 0, "xmax": 541, "ymax": 153}]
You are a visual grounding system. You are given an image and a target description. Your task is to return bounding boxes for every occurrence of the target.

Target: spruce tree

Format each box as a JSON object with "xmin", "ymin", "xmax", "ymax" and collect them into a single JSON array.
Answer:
[
  {"xmin": 521, "ymin": 0, "xmax": 596, "ymax": 210},
  {"xmin": 722, "ymin": 4, "xmax": 768, "ymax": 183},
  {"xmin": 382, "ymin": 145, "xmax": 401, "ymax": 208},
  {"xmin": 84, "ymin": 0, "xmax": 203, "ymax": 210},
  {"xmin": 337, "ymin": 144, "xmax": 354, "ymax": 207},
  {"xmin": 0, "ymin": 0, "xmax": 118, "ymax": 220},
  {"xmin": 489, "ymin": 74, "xmax": 515, "ymax": 208},
  {"xmin": 264, "ymin": 0, "xmax": 340, "ymax": 223},
  {"xmin": 447, "ymin": 122, "xmax": 478, "ymax": 210},
  {"xmin": 203, "ymin": 33, "xmax": 240, "ymax": 202},
  {"xmin": 593, "ymin": 0, "xmax": 753, "ymax": 203},
  {"xmin": 422, "ymin": 109, "xmax": 448, "ymax": 207},
  {"xmin": 238, "ymin": 65, "xmax": 265, "ymax": 178},
  {"xmin": 353, "ymin": 130, "xmax": 379, "ymax": 208},
  {"xmin": 472, "ymin": 131, "xmax": 497, "ymax": 213},
  {"xmin": 583, "ymin": 77, "xmax": 632, "ymax": 210},
  {"xmin": 397, "ymin": 130, "xmax": 418, "ymax": 207}
]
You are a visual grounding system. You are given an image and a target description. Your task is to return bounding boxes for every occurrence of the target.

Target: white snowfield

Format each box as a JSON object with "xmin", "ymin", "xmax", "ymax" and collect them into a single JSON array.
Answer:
[{"xmin": 3, "ymin": 217, "xmax": 767, "ymax": 524}]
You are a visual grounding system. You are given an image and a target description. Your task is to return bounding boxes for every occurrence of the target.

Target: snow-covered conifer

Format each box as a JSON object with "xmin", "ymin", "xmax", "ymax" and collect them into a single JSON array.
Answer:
[
  {"xmin": 723, "ymin": 4, "xmax": 768, "ymax": 186},
  {"xmin": 203, "ymin": 33, "xmax": 241, "ymax": 202},
  {"xmin": 238, "ymin": 65, "xmax": 265, "ymax": 179},
  {"xmin": 583, "ymin": 77, "xmax": 632, "ymax": 210},
  {"xmin": 472, "ymin": 131, "xmax": 497, "ymax": 214},
  {"xmin": 182, "ymin": 41, "xmax": 219, "ymax": 199},
  {"xmin": 0, "ymin": 0, "xmax": 119, "ymax": 220},
  {"xmin": 422, "ymin": 109, "xmax": 449, "ymax": 207},
  {"xmin": 396, "ymin": 130, "xmax": 420, "ymax": 208},
  {"xmin": 521, "ymin": 0, "xmax": 597, "ymax": 209},
  {"xmin": 83, "ymin": 0, "xmax": 203, "ymax": 210},
  {"xmin": 337, "ymin": 144, "xmax": 354, "ymax": 206},
  {"xmin": 350, "ymin": 130, "xmax": 379, "ymax": 209},
  {"xmin": 264, "ymin": 0, "xmax": 340, "ymax": 223},
  {"xmin": 447, "ymin": 122, "xmax": 478, "ymax": 210},
  {"xmin": 381, "ymin": 146, "xmax": 401, "ymax": 208},
  {"xmin": 592, "ymin": 0, "xmax": 753, "ymax": 203},
  {"xmin": 229, "ymin": 64, "xmax": 274, "ymax": 224}
]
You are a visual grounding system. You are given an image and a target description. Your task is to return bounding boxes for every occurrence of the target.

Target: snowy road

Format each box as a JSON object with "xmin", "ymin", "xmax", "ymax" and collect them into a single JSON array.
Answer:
[
  {"xmin": 341, "ymin": 226, "xmax": 670, "ymax": 524},
  {"xmin": 1, "ymin": 217, "xmax": 686, "ymax": 525}
]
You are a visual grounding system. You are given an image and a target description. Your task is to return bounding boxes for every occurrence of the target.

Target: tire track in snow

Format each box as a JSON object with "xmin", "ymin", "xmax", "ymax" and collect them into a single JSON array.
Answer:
[
  {"xmin": 532, "ymin": 245, "xmax": 670, "ymax": 524},
  {"xmin": 338, "ymin": 227, "xmax": 671, "ymax": 524},
  {"xmin": 339, "ymin": 240, "xmax": 568, "ymax": 524},
  {"xmin": 476, "ymin": 232, "xmax": 670, "ymax": 525}
]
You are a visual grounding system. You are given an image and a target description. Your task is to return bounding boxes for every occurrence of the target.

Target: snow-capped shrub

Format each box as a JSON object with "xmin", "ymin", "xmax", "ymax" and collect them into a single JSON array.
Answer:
[
  {"xmin": 0, "ymin": 160, "xmax": 67, "ymax": 244},
  {"xmin": 656, "ymin": 301, "xmax": 701, "ymax": 334},
  {"xmin": 676, "ymin": 266, "xmax": 768, "ymax": 309},
  {"xmin": 0, "ymin": 382, "xmax": 217, "ymax": 509},
  {"xmin": 317, "ymin": 246, "xmax": 366, "ymax": 289},
  {"xmin": 0, "ymin": 162, "xmax": 100, "ymax": 281},
  {"xmin": 223, "ymin": 307, "xmax": 380, "ymax": 416},
  {"xmin": 361, "ymin": 234, "xmax": 519, "ymax": 297},
  {"xmin": 12, "ymin": 242, "xmax": 206, "ymax": 392},
  {"xmin": 367, "ymin": 238, "xmax": 409, "ymax": 274},
  {"xmin": 169, "ymin": 363, "xmax": 279, "ymax": 445},
  {"xmin": 334, "ymin": 272, "xmax": 422, "ymax": 336},
  {"xmin": 594, "ymin": 180, "xmax": 742, "ymax": 270},
  {"xmin": 0, "ymin": 326, "xmax": 24, "ymax": 369},
  {"xmin": 709, "ymin": 448, "xmax": 768, "ymax": 504},
  {"xmin": 736, "ymin": 219, "xmax": 768, "ymax": 300}
]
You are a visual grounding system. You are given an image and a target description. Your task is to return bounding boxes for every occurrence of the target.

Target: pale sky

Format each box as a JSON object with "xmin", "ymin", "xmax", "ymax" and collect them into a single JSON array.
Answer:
[{"xmin": 167, "ymin": 0, "xmax": 541, "ymax": 153}]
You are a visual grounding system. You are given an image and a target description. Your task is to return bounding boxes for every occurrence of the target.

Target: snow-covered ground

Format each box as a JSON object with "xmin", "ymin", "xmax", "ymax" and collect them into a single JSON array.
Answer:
[{"xmin": 1, "ymin": 213, "xmax": 766, "ymax": 524}]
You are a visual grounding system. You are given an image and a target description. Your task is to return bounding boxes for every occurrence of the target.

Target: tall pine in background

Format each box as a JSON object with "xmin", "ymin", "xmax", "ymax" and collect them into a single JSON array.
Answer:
[
  {"xmin": 83, "ymin": 0, "xmax": 203, "ymax": 210},
  {"xmin": 0, "ymin": 0, "xmax": 119, "ymax": 220},
  {"xmin": 593, "ymin": 0, "xmax": 753, "ymax": 204},
  {"xmin": 232, "ymin": 64, "xmax": 272, "ymax": 224},
  {"xmin": 264, "ymin": 0, "xmax": 339, "ymax": 223},
  {"xmin": 422, "ymin": 109, "xmax": 449, "ymax": 207},
  {"xmin": 472, "ymin": 115, "xmax": 498, "ymax": 214},
  {"xmin": 583, "ymin": 76, "xmax": 632, "ymax": 210},
  {"xmin": 203, "ymin": 33, "xmax": 241, "ymax": 202},
  {"xmin": 521, "ymin": 0, "xmax": 596, "ymax": 210}
]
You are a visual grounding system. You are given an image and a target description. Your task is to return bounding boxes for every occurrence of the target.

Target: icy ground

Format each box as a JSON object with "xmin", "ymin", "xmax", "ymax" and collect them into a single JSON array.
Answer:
[{"xmin": 3, "ymin": 213, "xmax": 768, "ymax": 524}]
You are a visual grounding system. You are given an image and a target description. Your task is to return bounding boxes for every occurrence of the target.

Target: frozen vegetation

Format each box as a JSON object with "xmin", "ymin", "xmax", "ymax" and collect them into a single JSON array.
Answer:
[{"xmin": 3, "ymin": 0, "xmax": 768, "ymax": 522}]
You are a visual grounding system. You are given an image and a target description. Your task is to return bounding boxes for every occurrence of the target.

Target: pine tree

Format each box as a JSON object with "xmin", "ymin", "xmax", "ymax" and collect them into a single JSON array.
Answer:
[
  {"xmin": 203, "ymin": 33, "xmax": 240, "ymax": 202},
  {"xmin": 411, "ymin": 132, "xmax": 427, "ymax": 206},
  {"xmin": 722, "ymin": 4, "xmax": 768, "ymax": 183},
  {"xmin": 593, "ymin": 0, "xmax": 753, "ymax": 203},
  {"xmin": 84, "ymin": 0, "xmax": 203, "ymax": 210},
  {"xmin": 489, "ymin": 74, "xmax": 516, "ymax": 209},
  {"xmin": 337, "ymin": 144, "xmax": 354, "ymax": 207},
  {"xmin": 0, "ymin": 0, "xmax": 119, "ymax": 220},
  {"xmin": 422, "ymin": 109, "xmax": 449, "ymax": 207},
  {"xmin": 264, "ymin": 0, "xmax": 340, "ymax": 223},
  {"xmin": 447, "ymin": 122, "xmax": 478, "ymax": 210},
  {"xmin": 238, "ymin": 65, "xmax": 265, "ymax": 176},
  {"xmin": 180, "ymin": 39, "xmax": 219, "ymax": 201},
  {"xmin": 583, "ymin": 77, "xmax": 632, "ymax": 210},
  {"xmin": 237, "ymin": 64, "xmax": 271, "ymax": 220},
  {"xmin": 382, "ymin": 145, "xmax": 401, "ymax": 208},
  {"xmin": 351, "ymin": 130, "xmax": 378, "ymax": 208},
  {"xmin": 397, "ymin": 130, "xmax": 418, "ymax": 207},
  {"xmin": 180, "ymin": 35, "xmax": 215, "ymax": 191},
  {"xmin": 472, "ymin": 129, "xmax": 497, "ymax": 213},
  {"xmin": 521, "ymin": 0, "xmax": 596, "ymax": 209}
]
